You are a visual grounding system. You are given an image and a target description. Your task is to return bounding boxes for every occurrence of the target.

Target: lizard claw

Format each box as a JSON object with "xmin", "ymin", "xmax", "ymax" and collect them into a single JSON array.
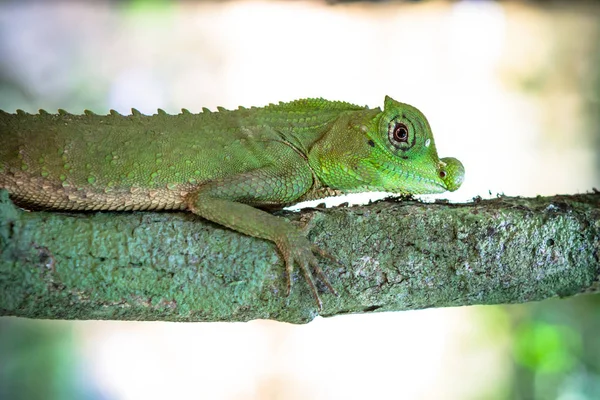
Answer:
[
  {"xmin": 308, "ymin": 251, "xmax": 339, "ymax": 297},
  {"xmin": 299, "ymin": 261, "xmax": 323, "ymax": 310}
]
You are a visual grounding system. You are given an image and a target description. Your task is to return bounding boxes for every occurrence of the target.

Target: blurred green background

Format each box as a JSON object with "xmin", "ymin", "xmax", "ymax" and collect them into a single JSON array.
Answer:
[{"xmin": 1, "ymin": 0, "xmax": 599, "ymax": 399}]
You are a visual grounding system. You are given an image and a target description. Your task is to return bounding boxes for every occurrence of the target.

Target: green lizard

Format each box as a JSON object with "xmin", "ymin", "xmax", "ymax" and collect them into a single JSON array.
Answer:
[{"xmin": 0, "ymin": 96, "xmax": 464, "ymax": 308}]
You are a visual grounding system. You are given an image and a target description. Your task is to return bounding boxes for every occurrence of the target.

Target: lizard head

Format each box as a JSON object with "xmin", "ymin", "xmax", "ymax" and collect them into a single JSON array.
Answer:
[
  {"xmin": 356, "ymin": 95, "xmax": 464, "ymax": 194},
  {"xmin": 308, "ymin": 95, "xmax": 464, "ymax": 195}
]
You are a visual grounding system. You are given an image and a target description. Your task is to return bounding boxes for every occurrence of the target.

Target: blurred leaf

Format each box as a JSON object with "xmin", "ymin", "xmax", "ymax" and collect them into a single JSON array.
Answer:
[
  {"xmin": 123, "ymin": 0, "xmax": 174, "ymax": 16},
  {"xmin": 0, "ymin": 319, "xmax": 101, "ymax": 400},
  {"xmin": 513, "ymin": 321, "xmax": 582, "ymax": 374}
]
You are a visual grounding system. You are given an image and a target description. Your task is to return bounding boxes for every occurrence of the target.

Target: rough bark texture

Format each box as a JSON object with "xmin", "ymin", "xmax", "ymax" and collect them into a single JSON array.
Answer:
[{"xmin": 0, "ymin": 189, "xmax": 598, "ymax": 324}]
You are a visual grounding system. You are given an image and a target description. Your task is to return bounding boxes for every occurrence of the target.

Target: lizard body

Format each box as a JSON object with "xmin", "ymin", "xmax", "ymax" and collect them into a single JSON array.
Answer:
[{"xmin": 0, "ymin": 96, "xmax": 464, "ymax": 307}]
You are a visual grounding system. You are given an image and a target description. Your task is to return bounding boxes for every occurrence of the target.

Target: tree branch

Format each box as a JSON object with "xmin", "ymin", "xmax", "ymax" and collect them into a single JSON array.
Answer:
[{"xmin": 0, "ymin": 189, "xmax": 598, "ymax": 323}]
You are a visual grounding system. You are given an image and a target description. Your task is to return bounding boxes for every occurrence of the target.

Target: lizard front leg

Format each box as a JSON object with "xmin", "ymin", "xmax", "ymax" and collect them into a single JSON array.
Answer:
[{"xmin": 185, "ymin": 163, "xmax": 337, "ymax": 308}]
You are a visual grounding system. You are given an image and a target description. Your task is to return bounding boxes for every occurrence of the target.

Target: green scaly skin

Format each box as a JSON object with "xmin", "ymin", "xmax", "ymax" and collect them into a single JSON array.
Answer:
[{"xmin": 0, "ymin": 96, "xmax": 465, "ymax": 308}]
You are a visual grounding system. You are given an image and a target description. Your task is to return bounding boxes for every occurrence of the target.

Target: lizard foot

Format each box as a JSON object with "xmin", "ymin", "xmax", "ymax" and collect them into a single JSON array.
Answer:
[{"xmin": 278, "ymin": 232, "xmax": 338, "ymax": 309}]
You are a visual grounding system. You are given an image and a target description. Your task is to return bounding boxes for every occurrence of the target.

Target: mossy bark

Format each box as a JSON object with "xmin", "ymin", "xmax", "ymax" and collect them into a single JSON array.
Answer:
[{"xmin": 0, "ymin": 189, "xmax": 598, "ymax": 324}]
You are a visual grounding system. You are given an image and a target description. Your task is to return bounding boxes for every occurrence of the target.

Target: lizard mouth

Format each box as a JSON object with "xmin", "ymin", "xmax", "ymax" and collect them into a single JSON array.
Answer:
[
  {"xmin": 350, "ymin": 159, "xmax": 447, "ymax": 194},
  {"xmin": 378, "ymin": 161, "xmax": 448, "ymax": 194}
]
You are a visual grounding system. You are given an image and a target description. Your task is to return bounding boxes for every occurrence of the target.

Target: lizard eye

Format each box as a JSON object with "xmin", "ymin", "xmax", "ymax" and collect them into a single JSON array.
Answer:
[
  {"xmin": 388, "ymin": 119, "xmax": 415, "ymax": 151},
  {"xmin": 393, "ymin": 123, "xmax": 409, "ymax": 142}
]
